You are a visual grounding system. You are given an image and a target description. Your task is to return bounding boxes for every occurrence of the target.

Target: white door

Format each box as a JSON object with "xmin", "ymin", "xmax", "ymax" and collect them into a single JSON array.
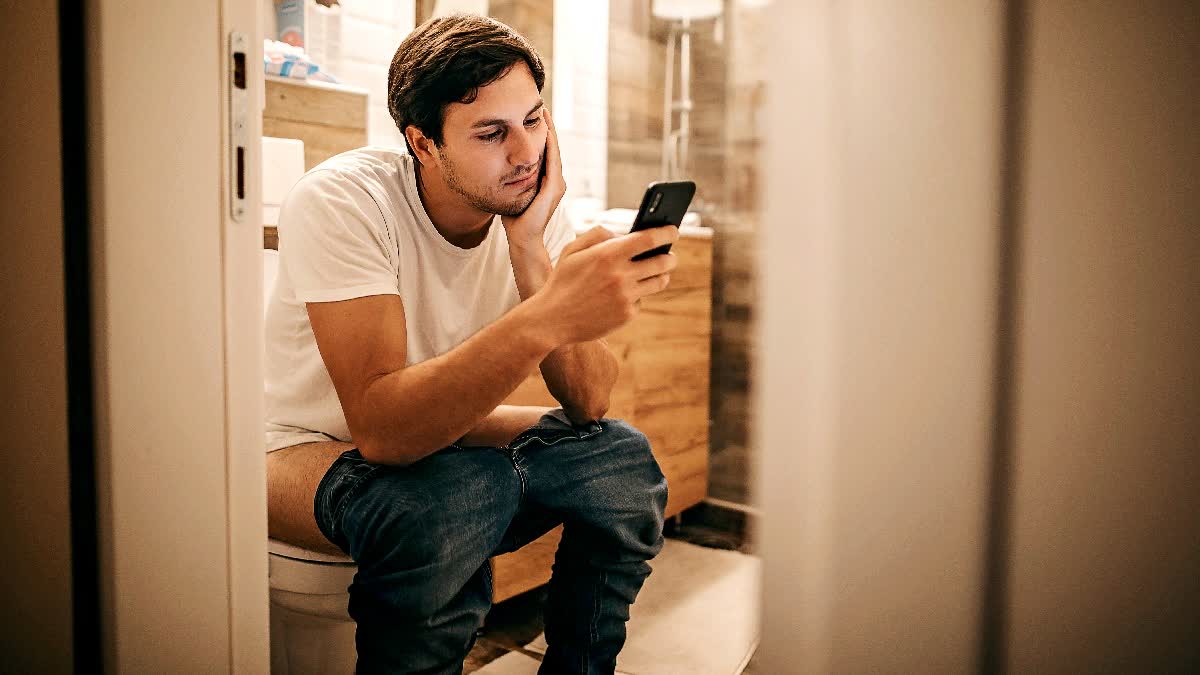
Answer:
[{"xmin": 87, "ymin": 0, "xmax": 267, "ymax": 671}]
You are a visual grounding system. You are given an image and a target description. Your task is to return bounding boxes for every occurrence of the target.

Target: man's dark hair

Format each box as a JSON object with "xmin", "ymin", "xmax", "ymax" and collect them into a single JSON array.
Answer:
[{"xmin": 388, "ymin": 14, "xmax": 545, "ymax": 156}]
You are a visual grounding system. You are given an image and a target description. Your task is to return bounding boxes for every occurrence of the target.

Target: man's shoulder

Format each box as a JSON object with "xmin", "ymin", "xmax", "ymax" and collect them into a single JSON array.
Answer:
[
  {"xmin": 313, "ymin": 145, "xmax": 409, "ymax": 170},
  {"xmin": 303, "ymin": 146, "xmax": 410, "ymax": 184},
  {"xmin": 289, "ymin": 146, "xmax": 416, "ymax": 214}
]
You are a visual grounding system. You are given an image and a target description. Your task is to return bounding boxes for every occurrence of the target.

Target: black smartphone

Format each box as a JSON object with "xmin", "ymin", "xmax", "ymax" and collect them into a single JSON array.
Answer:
[{"xmin": 629, "ymin": 180, "xmax": 696, "ymax": 261}]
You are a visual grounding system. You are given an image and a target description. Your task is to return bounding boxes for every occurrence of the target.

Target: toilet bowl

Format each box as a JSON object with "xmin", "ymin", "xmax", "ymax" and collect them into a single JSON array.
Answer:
[{"xmin": 268, "ymin": 538, "xmax": 358, "ymax": 674}]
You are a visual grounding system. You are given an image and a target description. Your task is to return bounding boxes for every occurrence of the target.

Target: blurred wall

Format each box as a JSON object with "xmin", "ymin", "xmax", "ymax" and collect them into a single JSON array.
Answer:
[
  {"xmin": 608, "ymin": 1, "xmax": 765, "ymax": 507},
  {"xmin": 758, "ymin": 0, "xmax": 1004, "ymax": 671},
  {"xmin": 707, "ymin": 0, "xmax": 766, "ymax": 506},
  {"xmin": 551, "ymin": 0, "xmax": 609, "ymax": 208},
  {"xmin": 0, "ymin": 2, "xmax": 75, "ymax": 671},
  {"xmin": 1004, "ymin": 0, "xmax": 1200, "ymax": 670},
  {"xmin": 758, "ymin": 0, "xmax": 1199, "ymax": 671}
]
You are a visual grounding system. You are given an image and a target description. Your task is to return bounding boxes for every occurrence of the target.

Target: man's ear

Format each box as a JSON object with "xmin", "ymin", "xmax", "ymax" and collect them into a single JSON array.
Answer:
[{"xmin": 404, "ymin": 125, "xmax": 439, "ymax": 167}]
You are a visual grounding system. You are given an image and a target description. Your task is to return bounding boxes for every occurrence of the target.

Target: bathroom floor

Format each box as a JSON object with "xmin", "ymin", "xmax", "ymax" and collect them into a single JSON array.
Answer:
[{"xmin": 464, "ymin": 503, "xmax": 761, "ymax": 674}]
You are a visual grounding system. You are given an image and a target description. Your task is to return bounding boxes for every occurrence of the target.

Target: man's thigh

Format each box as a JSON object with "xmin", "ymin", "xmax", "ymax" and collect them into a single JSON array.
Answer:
[
  {"xmin": 331, "ymin": 446, "xmax": 528, "ymax": 573},
  {"xmin": 267, "ymin": 439, "xmax": 354, "ymax": 555}
]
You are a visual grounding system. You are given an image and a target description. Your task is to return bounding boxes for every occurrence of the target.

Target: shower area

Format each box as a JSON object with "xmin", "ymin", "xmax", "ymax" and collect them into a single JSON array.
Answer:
[{"xmin": 607, "ymin": 0, "xmax": 767, "ymax": 508}]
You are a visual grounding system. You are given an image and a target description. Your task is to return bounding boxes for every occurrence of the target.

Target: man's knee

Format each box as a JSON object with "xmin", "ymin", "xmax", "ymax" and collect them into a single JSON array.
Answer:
[
  {"xmin": 601, "ymin": 419, "xmax": 667, "ymax": 492},
  {"xmin": 593, "ymin": 419, "xmax": 668, "ymax": 536}
]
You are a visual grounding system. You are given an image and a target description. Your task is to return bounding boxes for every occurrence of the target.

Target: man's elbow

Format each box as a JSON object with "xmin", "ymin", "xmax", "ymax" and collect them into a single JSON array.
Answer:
[
  {"xmin": 357, "ymin": 435, "xmax": 421, "ymax": 467},
  {"xmin": 566, "ymin": 398, "xmax": 609, "ymax": 425}
]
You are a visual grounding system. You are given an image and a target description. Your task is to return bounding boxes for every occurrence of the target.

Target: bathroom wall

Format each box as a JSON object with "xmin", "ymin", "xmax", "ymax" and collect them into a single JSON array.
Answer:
[
  {"xmin": 550, "ymin": 0, "xmax": 609, "ymax": 208},
  {"xmin": 607, "ymin": 0, "xmax": 760, "ymax": 506},
  {"xmin": 335, "ymin": 0, "xmax": 416, "ymax": 146},
  {"xmin": 707, "ymin": 0, "xmax": 766, "ymax": 507}
]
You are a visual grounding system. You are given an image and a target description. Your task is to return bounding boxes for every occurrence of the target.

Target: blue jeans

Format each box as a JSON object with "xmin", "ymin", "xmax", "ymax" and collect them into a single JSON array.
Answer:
[{"xmin": 314, "ymin": 410, "xmax": 669, "ymax": 674}]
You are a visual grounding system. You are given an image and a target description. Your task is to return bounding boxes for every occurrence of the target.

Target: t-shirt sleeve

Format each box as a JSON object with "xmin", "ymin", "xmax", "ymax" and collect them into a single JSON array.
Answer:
[
  {"xmin": 543, "ymin": 204, "xmax": 576, "ymax": 267},
  {"xmin": 278, "ymin": 170, "xmax": 401, "ymax": 304}
]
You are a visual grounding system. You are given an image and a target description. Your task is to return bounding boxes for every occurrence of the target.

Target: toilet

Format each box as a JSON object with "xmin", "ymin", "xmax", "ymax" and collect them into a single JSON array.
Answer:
[
  {"xmin": 268, "ymin": 537, "xmax": 358, "ymax": 674},
  {"xmin": 263, "ymin": 247, "xmax": 359, "ymax": 673}
]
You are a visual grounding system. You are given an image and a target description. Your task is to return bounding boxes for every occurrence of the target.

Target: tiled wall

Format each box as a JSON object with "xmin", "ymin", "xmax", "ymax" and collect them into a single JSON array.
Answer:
[
  {"xmin": 551, "ymin": 0, "xmax": 608, "ymax": 207},
  {"xmin": 607, "ymin": 0, "xmax": 762, "ymax": 507},
  {"xmin": 335, "ymin": 0, "xmax": 416, "ymax": 147},
  {"xmin": 606, "ymin": 2, "xmax": 726, "ymax": 212},
  {"xmin": 706, "ymin": 1, "xmax": 765, "ymax": 508}
]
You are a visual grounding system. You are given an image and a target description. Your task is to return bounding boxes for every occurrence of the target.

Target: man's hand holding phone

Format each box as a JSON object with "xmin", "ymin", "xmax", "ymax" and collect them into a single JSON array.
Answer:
[{"xmin": 527, "ymin": 224, "xmax": 681, "ymax": 346}]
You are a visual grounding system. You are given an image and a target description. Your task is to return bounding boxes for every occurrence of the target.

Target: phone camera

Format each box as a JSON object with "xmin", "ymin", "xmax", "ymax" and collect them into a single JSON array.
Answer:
[{"xmin": 648, "ymin": 192, "xmax": 663, "ymax": 213}]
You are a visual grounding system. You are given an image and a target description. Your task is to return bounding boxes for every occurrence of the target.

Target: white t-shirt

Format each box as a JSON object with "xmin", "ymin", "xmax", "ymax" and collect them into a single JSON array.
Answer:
[{"xmin": 264, "ymin": 146, "xmax": 574, "ymax": 453}]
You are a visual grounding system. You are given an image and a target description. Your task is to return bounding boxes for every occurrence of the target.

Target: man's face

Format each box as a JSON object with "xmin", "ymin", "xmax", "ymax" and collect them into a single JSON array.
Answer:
[{"xmin": 432, "ymin": 61, "xmax": 547, "ymax": 217}]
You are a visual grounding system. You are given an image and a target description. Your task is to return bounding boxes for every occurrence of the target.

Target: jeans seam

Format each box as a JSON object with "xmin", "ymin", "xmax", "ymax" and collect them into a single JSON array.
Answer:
[
  {"xmin": 508, "ymin": 449, "xmax": 529, "ymax": 508},
  {"xmin": 507, "ymin": 419, "xmax": 605, "ymax": 453},
  {"xmin": 587, "ymin": 568, "xmax": 605, "ymax": 674}
]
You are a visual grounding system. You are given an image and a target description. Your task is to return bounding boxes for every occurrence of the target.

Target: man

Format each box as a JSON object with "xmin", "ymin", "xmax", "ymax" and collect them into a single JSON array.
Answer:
[{"xmin": 263, "ymin": 14, "xmax": 680, "ymax": 674}]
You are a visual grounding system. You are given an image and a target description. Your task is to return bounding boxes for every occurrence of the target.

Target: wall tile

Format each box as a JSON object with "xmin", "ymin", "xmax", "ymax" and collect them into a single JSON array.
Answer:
[
  {"xmin": 339, "ymin": 0, "xmax": 398, "ymax": 25},
  {"xmin": 342, "ymin": 14, "xmax": 402, "ymax": 65}
]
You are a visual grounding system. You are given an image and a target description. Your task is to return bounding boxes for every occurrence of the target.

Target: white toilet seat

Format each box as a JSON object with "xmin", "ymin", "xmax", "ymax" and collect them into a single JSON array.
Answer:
[
  {"xmin": 269, "ymin": 537, "xmax": 353, "ymax": 564},
  {"xmin": 268, "ymin": 538, "xmax": 356, "ymax": 597}
]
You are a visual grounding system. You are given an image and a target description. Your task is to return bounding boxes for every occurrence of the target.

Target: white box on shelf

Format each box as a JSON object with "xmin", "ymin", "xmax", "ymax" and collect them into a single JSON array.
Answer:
[{"xmin": 262, "ymin": 136, "xmax": 306, "ymax": 226}]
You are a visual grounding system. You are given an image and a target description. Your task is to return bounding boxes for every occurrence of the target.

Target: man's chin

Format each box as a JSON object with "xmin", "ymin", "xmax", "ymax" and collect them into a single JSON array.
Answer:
[{"xmin": 495, "ymin": 193, "xmax": 537, "ymax": 218}]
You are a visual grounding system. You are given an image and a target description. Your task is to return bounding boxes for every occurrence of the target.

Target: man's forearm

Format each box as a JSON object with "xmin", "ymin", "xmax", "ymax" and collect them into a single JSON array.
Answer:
[
  {"xmin": 457, "ymin": 404, "xmax": 555, "ymax": 448},
  {"xmin": 355, "ymin": 303, "xmax": 555, "ymax": 465},
  {"xmin": 510, "ymin": 243, "xmax": 619, "ymax": 423}
]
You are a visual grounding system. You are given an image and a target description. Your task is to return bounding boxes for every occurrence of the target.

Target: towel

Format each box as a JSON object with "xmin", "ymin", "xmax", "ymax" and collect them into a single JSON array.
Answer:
[{"xmin": 263, "ymin": 38, "xmax": 338, "ymax": 83}]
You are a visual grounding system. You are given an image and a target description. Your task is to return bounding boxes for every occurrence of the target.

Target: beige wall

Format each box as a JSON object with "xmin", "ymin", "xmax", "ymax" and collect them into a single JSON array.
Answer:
[
  {"xmin": 758, "ymin": 1, "xmax": 1004, "ymax": 671},
  {"xmin": 0, "ymin": 2, "xmax": 75, "ymax": 672},
  {"xmin": 759, "ymin": 0, "xmax": 1199, "ymax": 671},
  {"xmin": 1005, "ymin": 1, "xmax": 1200, "ymax": 671}
]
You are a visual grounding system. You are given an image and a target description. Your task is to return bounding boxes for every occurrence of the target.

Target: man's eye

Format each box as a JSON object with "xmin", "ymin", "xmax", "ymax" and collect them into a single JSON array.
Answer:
[
  {"xmin": 524, "ymin": 117, "xmax": 541, "ymax": 128},
  {"xmin": 479, "ymin": 130, "xmax": 502, "ymax": 142}
]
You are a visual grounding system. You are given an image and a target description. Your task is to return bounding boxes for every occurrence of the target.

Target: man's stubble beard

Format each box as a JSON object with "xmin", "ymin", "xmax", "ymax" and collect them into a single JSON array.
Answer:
[{"xmin": 440, "ymin": 150, "xmax": 539, "ymax": 218}]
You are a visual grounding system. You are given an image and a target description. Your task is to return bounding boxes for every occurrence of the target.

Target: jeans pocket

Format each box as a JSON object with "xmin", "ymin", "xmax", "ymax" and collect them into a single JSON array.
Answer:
[{"xmin": 507, "ymin": 409, "xmax": 604, "ymax": 451}]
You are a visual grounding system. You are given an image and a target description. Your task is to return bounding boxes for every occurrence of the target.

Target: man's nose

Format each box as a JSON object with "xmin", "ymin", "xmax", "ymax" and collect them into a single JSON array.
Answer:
[{"xmin": 507, "ymin": 128, "xmax": 541, "ymax": 169}]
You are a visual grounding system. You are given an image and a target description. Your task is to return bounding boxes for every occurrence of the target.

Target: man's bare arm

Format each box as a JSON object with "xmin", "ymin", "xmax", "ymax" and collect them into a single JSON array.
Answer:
[
  {"xmin": 456, "ymin": 404, "xmax": 555, "ymax": 448},
  {"xmin": 309, "ymin": 225, "xmax": 679, "ymax": 466},
  {"xmin": 308, "ymin": 295, "xmax": 555, "ymax": 465}
]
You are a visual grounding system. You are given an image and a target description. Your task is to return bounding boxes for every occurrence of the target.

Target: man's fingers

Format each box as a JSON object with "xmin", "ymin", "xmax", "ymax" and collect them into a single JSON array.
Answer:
[
  {"xmin": 630, "ymin": 251, "xmax": 677, "ymax": 281},
  {"xmin": 560, "ymin": 225, "xmax": 616, "ymax": 258},
  {"xmin": 617, "ymin": 225, "xmax": 681, "ymax": 259},
  {"xmin": 543, "ymin": 109, "xmax": 562, "ymax": 179},
  {"xmin": 634, "ymin": 272, "xmax": 672, "ymax": 297}
]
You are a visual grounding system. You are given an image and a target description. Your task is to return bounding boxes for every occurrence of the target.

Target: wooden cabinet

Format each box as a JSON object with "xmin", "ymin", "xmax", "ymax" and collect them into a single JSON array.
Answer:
[
  {"xmin": 263, "ymin": 76, "xmax": 368, "ymax": 171},
  {"xmin": 491, "ymin": 231, "xmax": 713, "ymax": 601}
]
